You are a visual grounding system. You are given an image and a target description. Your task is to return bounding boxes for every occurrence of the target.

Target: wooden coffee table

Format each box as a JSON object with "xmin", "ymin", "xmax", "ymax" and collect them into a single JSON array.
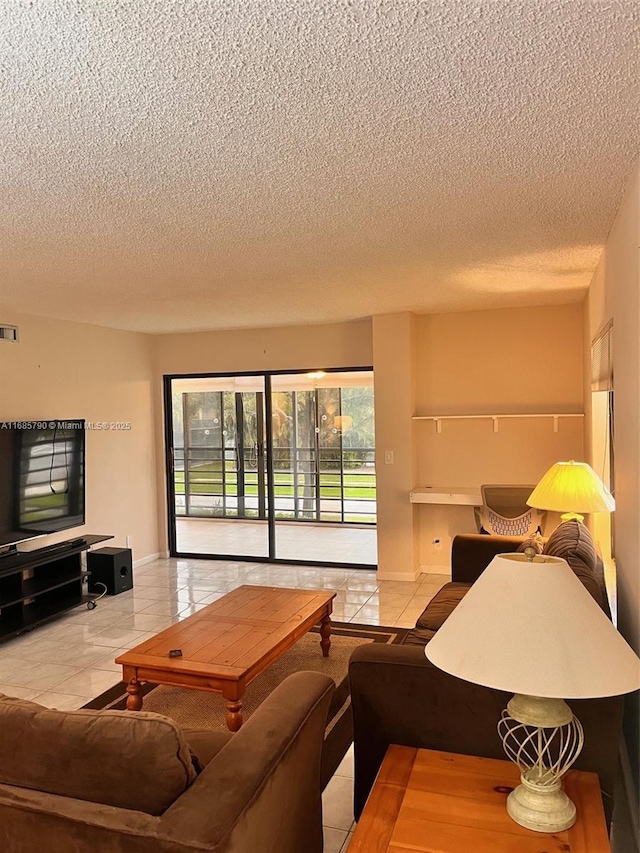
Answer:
[
  {"xmin": 115, "ymin": 585, "xmax": 335, "ymax": 731},
  {"xmin": 350, "ymin": 746, "xmax": 610, "ymax": 852}
]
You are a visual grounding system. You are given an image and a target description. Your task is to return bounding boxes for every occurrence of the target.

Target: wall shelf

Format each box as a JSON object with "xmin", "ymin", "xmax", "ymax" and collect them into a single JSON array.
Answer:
[
  {"xmin": 410, "ymin": 487, "xmax": 481, "ymax": 505},
  {"xmin": 412, "ymin": 413, "xmax": 584, "ymax": 433}
]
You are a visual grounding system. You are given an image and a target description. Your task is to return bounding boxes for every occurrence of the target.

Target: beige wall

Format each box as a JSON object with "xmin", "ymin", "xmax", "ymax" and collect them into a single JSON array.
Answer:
[
  {"xmin": 0, "ymin": 312, "xmax": 158, "ymax": 562},
  {"xmin": 415, "ymin": 305, "xmax": 585, "ymax": 414},
  {"xmin": 151, "ymin": 319, "xmax": 373, "ymax": 377},
  {"xmin": 413, "ymin": 304, "xmax": 585, "ymax": 567},
  {"xmin": 371, "ymin": 313, "xmax": 420, "ymax": 580},
  {"xmin": 150, "ymin": 319, "xmax": 373, "ymax": 553},
  {"xmin": 151, "ymin": 309, "xmax": 584, "ymax": 576},
  {"xmin": 2, "ymin": 301, "xmax": 585, "ymax": 583},
  {"xmin": 359, "ymin": 306, "xmax": 584, "ymax": 577},
  {"xmin": 585, "ymin": 159, "xmax": 640, "ymax": 792}
]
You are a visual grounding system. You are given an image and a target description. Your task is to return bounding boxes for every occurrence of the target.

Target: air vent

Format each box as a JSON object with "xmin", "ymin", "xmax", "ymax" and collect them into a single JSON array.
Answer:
[{"xmin": 0, "ymin": 325, "xmax": 18, "ymax": 342}]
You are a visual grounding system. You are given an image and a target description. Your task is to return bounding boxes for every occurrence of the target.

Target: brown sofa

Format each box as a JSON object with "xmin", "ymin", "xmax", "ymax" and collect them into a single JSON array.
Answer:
[
  {"xmin": 349, "ymin": 521, "xmax": 623, "ymax": 827},
  {"xmin": 0, "ymin": 671, "xmax": 334, "ymax": 853},
  {"xmin": 404, "ymin": 520, "xmax": 610, "ymax": 646}
]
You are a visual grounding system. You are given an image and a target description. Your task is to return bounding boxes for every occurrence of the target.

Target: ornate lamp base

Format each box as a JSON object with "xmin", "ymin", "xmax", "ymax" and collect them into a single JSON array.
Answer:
[
  {"xmin": 507, "ymin": 775, "xmax": 576, "ymax": 833},
  {"xmin": 498, "ymin": 694, "xmax": 584, "ymax": 834}
]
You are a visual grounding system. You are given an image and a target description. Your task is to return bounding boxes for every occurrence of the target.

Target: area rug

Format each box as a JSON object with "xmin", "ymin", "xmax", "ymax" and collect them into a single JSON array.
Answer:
[{"xmin": 84, "ymin": 621, "xmax": 407, "ymax": 787}]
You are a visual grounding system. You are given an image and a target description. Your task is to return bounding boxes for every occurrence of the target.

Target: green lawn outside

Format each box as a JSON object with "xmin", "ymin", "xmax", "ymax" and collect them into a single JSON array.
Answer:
[{"xmin": 174, "ymin": 466, "xmax": 376, "ymax": 501}]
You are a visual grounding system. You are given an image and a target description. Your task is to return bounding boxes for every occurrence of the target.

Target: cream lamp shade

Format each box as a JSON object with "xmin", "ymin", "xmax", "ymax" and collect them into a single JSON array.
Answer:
[
  {"xmin": 526, "ymin": 460, "xmax": 615, "ymax": 520},
  {"xmin": 425, "ymin": 553, "xmax": 639, "ymax": 698}
]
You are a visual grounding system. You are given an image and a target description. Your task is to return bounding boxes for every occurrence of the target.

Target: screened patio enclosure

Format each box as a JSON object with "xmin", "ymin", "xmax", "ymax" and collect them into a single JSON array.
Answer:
[{"xmin": 166, "ymin": 369, "xmax": 377, "ymax": 566}]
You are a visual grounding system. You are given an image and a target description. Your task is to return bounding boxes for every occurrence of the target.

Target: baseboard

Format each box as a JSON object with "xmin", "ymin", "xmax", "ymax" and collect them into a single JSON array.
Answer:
[
  {"xmin": 376, "ymin": 568, "xmax": 421, "ymax": 582},
  {"xmin": 418, "ymin": 564, "xmax": 451, "ymax": 576},
  {"xmin": 377, "ymin": 564, "xmax": 451, "ymax": 582},
  {"xmin": 133, "ymin": 552, "xmax": 160, "ymax": 569}
]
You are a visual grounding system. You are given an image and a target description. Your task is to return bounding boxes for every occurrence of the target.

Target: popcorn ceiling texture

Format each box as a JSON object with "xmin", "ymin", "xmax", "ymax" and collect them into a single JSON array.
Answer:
[{"xmin": 0, "ymin": 0, "xmax": 638, "ymax": 333}]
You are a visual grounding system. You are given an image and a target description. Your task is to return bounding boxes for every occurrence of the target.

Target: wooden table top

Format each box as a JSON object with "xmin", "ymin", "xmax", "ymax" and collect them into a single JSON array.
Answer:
[
  {"xmin": 115, "ymin": 585, "xmax": 335, "ymax": 683},
  {"xmin": 349, "ymin": 746, "xmax": 610, "ymax": 853}
]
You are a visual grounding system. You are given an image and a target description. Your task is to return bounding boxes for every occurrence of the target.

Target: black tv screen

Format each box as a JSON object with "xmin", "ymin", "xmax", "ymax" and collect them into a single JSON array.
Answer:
[{"xmin": 0, "ymin": 420, "xmax": 85, "ymax": 547}]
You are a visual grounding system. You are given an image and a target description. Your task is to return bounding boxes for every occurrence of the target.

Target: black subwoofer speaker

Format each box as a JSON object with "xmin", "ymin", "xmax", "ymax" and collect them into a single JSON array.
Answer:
[{"xmin": 87, "ymin": 547, "xmax": 133, "ymax": 595}]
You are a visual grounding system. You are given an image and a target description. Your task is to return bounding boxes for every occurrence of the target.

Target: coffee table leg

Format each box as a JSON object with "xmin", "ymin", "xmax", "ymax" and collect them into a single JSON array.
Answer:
[
  {"xmin": 126, "ymin": 678, "xmax": 143, "ymax": 711},
  {"xmin": 320, "ymin": 613, "xmax": 331, "ymax": 658},
  {"xmin": 223, "ymin": 686, "xmax": 244, "ymax": 732}
]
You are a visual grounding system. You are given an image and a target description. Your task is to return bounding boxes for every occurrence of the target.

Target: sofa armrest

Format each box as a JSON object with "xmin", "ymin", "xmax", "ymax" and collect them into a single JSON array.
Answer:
[
  {"xmin": 451, "ymin": 533, "xmax": 526, "ymax": 582},
  {"xmin": 348, "ymin": 644, "xmax": 622, "ymax": 827},
  {"xmin": 349, "ymin": 643, "xmax": 507, "ymax": 819},
  {"xmin": 0, "ymin": 785, "xmax": 165, "ymax": 853},
  {"xmin": 163, "ymin": 671, "xmax": 334, "ymax": 853}
]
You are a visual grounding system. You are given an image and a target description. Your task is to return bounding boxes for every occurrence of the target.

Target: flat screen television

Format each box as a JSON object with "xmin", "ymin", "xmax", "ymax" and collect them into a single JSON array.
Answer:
[{"xmin": 0, "ymin": 420, "xmax": 85, "ymax": 548}]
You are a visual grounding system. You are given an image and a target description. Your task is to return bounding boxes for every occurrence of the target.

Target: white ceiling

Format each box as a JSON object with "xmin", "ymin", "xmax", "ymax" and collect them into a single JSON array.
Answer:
[{"xmin": 1, "ymin": 1, "xmax": 638, "ymax": 334}]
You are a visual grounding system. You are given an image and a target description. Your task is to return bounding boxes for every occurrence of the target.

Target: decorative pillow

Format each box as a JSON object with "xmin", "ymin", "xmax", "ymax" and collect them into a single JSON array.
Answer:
[
  {"xmin": 570, "ymin": 565, "xmax": 604, "ymax": 609},
  {"xmin": 0, "ymin": 694, "xmax": 198, "ymax": 815},
  {"xmin": 416, "ymin": 582, "xmax": 471, "ymax": 631},
  {"xmin": 542, "ymin": 521, "xmax": 603, "ymax": 608},
  {"xmin": 542, "ymin": 520, "xmax": 597, "ymax": 574}
]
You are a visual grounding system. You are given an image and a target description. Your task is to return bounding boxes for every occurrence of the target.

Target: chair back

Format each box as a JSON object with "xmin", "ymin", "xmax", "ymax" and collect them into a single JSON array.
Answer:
[{"xmin": 475, "ymin": 484, "xmax": 545, "ymax": 536}]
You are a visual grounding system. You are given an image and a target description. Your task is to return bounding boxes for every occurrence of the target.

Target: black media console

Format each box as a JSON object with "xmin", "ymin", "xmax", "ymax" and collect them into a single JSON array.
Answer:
[{"xmin": 0, "ymin": 534, "xmax": 113, "ymax": 643}]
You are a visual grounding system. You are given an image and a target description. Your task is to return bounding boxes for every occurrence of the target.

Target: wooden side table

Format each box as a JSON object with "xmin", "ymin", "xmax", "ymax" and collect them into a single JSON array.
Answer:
[{"xmin": 349, "ymin": 746, "xmax": 611, "ymax": 852}]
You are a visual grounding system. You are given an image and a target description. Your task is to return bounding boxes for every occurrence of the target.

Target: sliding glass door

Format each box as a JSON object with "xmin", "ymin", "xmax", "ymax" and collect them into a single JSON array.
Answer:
[
  {"xmin": 270, "ymin": 372, "xmax": 376, "ymax": 563},
  {"xmin": 168, "ymin": 375, "xmax": 269, "ymax": 558},
  {"xmin": 165, "ymin": 368, "xmax": 376, "ymax": 567}
]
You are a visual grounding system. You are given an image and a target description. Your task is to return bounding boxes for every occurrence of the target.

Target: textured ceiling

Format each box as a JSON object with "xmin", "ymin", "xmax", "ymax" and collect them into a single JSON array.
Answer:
[{"xmin": 1, "ymin": 1, "xmax": 639, "ymax": 334}]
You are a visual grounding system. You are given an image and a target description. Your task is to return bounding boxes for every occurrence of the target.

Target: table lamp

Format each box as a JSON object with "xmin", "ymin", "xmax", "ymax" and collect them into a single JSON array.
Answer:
[
  {"xmin": 527, "ymin": 460, "xmax": 615, "ymax": 522},
  {"xmin": 425, "ymin": 553, "xmax": 640, "ymax": 833}
]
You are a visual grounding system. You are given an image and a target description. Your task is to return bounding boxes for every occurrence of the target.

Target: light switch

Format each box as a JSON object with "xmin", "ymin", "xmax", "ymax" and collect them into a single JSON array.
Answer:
[{"xmin": 384, "ymin": 450, "xmax": 394, "ymax": 464}]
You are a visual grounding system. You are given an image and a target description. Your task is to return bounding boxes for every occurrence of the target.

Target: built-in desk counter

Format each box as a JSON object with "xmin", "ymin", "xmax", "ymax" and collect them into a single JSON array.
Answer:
[{"xmin": 410, "ymin": 487, "xmax": 481, "ymax": 506}]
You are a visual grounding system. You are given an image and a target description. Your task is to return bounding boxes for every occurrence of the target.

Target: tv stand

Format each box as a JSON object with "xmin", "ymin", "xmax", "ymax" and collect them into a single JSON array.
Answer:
[
  {"xmin": 0, "ymin": 544, "xmax": 18, "ymax": 559},
  {"xmin": 0, "ymin": 534, "xmax": 113, "ymax": 642}
]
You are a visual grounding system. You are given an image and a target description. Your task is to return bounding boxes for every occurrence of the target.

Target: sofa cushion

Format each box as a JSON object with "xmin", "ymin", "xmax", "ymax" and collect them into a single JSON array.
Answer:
[
  {"xmin": 569, "ymin": 566, "xmax": 605, "ymax": 608},
  {"xmin": 542, "ymin": 520, "xmax": 603, "ymax": 609},
  {"xmin": 415, "ymin": 582, "xmax": 471, "ymax": 632},
  {"xmin": 184, "ymin": 729, "xmax": 233, "ymax": 766},
  {"xmin": 542, "ymin": 520, "xmax": 597, "ymax": 573},
  {"xmin": 0, "ymin": 694, "xmax": 197, "ymax": 815}
]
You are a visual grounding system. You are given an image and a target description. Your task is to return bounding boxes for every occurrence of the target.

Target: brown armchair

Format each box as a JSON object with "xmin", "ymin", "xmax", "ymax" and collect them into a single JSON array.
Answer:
[{"xmin": 0, "ymin": 671, "xmax": 334, "ymax": 853}]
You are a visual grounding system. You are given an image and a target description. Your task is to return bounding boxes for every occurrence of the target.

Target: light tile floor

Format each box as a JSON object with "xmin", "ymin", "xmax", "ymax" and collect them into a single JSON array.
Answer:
[{"xmin": 0, "ymin": 557, "xmax": 448, "ymax": 852}]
